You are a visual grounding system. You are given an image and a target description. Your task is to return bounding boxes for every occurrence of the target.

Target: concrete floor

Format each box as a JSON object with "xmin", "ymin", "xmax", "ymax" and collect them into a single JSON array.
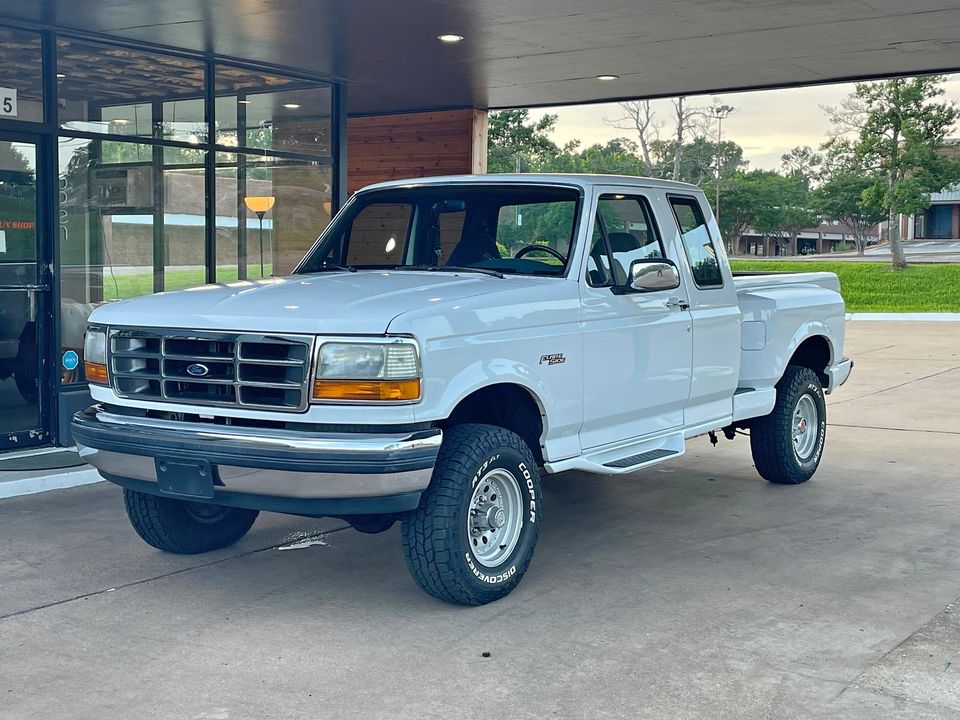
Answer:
[{"xmin": 1, "ymin": 321, "xmax": 958, "ymax": 719}]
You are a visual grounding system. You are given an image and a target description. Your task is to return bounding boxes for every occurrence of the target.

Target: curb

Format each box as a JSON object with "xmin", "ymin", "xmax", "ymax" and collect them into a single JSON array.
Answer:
[
  {"xmin": 0, "ymin": 468, "xmax": 103, "ymax": 500},
  {"xmin": 847, "ymin": 312, "xmax": 960, "ymax": 321}
]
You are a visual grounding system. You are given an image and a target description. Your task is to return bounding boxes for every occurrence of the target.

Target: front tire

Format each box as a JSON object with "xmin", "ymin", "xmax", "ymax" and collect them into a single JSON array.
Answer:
[
  {"xmin": 123, "ymin": 489, "xmax": 258, "ymax": 554},
  {"xmin": 401, "ymin": 424, "xmax": 542, "ymax": 606},
  {"xmin": 750, "ymin": 366, "xmax": 827, "ymax": 485}
]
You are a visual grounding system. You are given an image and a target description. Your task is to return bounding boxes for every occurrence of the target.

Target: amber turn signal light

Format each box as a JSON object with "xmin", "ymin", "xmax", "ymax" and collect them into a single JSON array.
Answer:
[
  {"xmin": 84, "ymin": 361, "xmax": 109, "ymax": 385},
  {"xmin": 312, "ymin": 379, "xmax": 420, "ymax": 401}
]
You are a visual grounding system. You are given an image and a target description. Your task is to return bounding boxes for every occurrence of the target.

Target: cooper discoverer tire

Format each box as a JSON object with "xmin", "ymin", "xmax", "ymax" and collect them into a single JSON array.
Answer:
[
  {"xmin": 123, "ymin": 489, "xmax": 259, "ymax": 554},
  {"xmin": 401, "ymin": 423, "xmax": 542, "ymax": 606},
  {"xmin": 750, "ymin": 366, "xmax": 827, "ymax": 485}
]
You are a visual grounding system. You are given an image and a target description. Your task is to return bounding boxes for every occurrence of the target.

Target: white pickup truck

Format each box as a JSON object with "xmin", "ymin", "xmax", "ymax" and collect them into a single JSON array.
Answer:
[{"xmin": 72, "ymin": 174, "xmax": 852, "ymax": 605}]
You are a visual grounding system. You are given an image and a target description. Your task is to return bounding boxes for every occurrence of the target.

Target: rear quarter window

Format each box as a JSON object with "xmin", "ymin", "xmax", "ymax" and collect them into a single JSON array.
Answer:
[{"xmin": 669, "ymin": 195, "xmax": 723, "ymax": 289}]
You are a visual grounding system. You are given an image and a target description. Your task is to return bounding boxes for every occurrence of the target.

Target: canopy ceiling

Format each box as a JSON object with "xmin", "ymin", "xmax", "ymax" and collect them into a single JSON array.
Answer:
[{"xmin": 1, "ymin": 0, "xmax": 958, "ymax": 114}]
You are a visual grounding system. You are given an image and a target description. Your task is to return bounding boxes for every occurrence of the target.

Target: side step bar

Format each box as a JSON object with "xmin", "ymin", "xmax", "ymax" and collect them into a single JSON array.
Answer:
[{"xmin": 544, "ymin": 431, "xmax": 685, "ymax": 475}]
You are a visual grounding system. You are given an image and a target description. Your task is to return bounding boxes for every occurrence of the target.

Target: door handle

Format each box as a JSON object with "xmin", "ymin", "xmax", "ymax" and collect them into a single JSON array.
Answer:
[{"xmin": 665, "ymin": 297, "xmax": 690, "ymax": 310}]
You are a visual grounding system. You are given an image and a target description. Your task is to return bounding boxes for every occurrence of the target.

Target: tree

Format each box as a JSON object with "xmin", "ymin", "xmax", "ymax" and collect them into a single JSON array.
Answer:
[
  {"xmin": 826, "ymin": 75, "xmax": 960, "ymax": 269},
  {"xmin": 813, "ymin": 165, "xmax": 885, "ymax": 255},
  {"xmin": 487, "ymin": 110, "xmax": 561, "ymax": 173},
  {"xmin": 703, "ymin": 171, "xmax": 759, "ymax": 252},
  {"xmin": 604, "ymin": 101, "xmax": 659, "ymax": 175},
  {"xmin": 781, "ymin": 146, "xmax": 822, "ymax": 182},
  {"xmin": 669, "ymin": 97, "xmax": 706, "ymax": 181},
  {"xmin": 658, "ymin": 137, "xmax": 746, "ymax": 185}
]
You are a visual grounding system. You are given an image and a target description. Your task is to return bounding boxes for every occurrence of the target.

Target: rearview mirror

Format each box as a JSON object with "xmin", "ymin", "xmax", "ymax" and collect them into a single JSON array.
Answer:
[{"xmin": 623, "ymin": 259, "xmax": 681, "ymax": 293}]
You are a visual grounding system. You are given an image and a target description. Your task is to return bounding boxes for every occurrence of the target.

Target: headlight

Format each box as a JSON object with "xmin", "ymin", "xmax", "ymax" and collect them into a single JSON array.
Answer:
[
  {"xmin": 312, "ymin": 339, "xmax": 421, "ymax": 402},
  {"xmin": 83, "ymin": 327, "xmax": 108, "ymax": 385}
]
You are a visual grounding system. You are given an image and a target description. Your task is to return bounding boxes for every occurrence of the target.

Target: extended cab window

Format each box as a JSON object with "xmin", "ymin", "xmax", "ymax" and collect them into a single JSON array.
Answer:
[
  {"xmin": 588, "ymin": 194, "xmax": 665, "ymax": 286},
  {"xmin": 299, "ymin": 185, "xmax": 580, "ymax": 277},
  {"xmin": 670, "ymin": 196, "xmax": 723, "ymax": 288}
]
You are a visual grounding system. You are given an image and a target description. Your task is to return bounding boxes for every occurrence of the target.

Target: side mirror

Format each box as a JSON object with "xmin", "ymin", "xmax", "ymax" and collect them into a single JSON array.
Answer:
[{"xmin": 618, "ymin": 259, "xmax": 681, "ymax": 293}]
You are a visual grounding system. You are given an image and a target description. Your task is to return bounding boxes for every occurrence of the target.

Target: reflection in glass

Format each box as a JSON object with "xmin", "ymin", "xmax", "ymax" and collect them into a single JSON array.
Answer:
[
  {"xmin": 215, "ymin": 154, "xmax": 332, "ymax": 281},
  {"xmin": 215, "ymin": 66, "xmax": 332, "ymax": 157},
  {"xmin": 59, "ymin": 138, "xmax": 209, "ymax": 380},
  {"xmin": 57, "ymin": 37, "xmax": 205, "ymax": 139},
  {"xmin": 0, "ymin": 141, "xmax": 41, "ymax": 436}
]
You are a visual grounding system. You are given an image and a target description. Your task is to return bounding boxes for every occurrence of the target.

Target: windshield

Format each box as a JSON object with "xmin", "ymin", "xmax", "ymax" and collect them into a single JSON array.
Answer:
[{"xmin": 297, "ymin": 184, "xmax": 581, "ymax": 277}]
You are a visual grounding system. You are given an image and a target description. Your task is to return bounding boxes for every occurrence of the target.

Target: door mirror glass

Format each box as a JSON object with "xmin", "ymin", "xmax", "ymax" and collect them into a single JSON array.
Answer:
[{"xmin": 628, "ymin": 259, "xmax": 680, "ymax": 292}]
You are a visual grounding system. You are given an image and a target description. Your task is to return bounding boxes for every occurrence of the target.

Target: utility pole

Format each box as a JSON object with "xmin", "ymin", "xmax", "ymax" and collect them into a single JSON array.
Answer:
[{"xmin": 705, "ymin": 104, "xmax": 735, "ymax": 227}]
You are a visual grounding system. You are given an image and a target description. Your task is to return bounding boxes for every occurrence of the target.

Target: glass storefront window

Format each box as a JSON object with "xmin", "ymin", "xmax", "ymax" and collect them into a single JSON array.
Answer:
[
  {"xmin": 0, "ymin": 26, "xmax": 44, "ymax": 123},
  {"xmin": 57, "ymin": 38, "xmax": 205, "ymax": 139},
  {"xmin": 215, "ymin": 66, "xmax": 332, "ymax": 158},
  {"xmin": 214, "ymin": 153, "xmax": 332, "ymax": 281},
  {"xmin": 59, "ymin": 138, "xmax": 208, "ymax": 380}
]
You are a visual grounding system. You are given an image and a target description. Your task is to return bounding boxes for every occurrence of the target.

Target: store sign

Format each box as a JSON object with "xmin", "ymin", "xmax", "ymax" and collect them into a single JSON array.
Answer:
[{"xmin": 0, "ymin": 87, "xmax": 17, "ymax": 117}]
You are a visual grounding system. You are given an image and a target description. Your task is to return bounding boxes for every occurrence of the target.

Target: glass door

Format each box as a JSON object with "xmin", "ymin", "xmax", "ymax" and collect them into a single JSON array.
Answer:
[{"xmin": 0, "ymin": 134, "xmax": 48, "ymax": 449}]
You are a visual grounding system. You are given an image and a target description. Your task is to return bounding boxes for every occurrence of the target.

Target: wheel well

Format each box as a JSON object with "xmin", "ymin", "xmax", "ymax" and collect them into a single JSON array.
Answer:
[
  {"xmin": 788, "ymin": 335, "xmax": 831, "ymax": 386},
  {"xmin": 442, "ymin": 384, "xmax": 545, "ymax": 465}
]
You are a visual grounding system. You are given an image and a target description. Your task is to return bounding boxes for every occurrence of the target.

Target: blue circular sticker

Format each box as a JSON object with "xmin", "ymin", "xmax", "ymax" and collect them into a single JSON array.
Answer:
[{"xmin": 62, "ymin": 350, "xmax": 79, "ymax": 370}]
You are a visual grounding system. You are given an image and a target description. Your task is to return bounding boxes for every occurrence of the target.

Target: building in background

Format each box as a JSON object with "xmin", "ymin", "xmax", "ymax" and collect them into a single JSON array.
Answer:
[{"xmin": 733, "ymin": 221, "xmax": 880, "ymax": 256}]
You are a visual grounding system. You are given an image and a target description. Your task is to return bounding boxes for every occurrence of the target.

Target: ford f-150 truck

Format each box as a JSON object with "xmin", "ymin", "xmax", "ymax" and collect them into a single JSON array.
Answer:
[{"xmin": 72, "ymin": 174, "xmax": 852, "ymax": 605}]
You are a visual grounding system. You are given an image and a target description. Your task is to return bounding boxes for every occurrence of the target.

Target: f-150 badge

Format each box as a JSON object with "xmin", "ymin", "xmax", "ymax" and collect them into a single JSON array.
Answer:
[{"xmin": 539, "ymin": 353, "xmax": 565, "ymax": 366}]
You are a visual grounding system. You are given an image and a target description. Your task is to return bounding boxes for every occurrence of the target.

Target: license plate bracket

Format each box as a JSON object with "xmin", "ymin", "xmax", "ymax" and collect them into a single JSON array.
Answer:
[{"xmin": 155, "ymin": 458, "xmax": 216, "ymax": 499}]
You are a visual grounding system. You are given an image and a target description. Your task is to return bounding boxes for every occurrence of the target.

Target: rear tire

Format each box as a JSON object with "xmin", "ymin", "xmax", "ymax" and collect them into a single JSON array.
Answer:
[
  {"xmin": 401, "ymin": 424, "xmax": 542, "ymax": 606},
  {"xmin": 750, "ymin": 366, "xmax": 827, "ymax": 485},
  {"xmin": 123, "ymin": 489, "xmax": 258, "ymax": 554}
]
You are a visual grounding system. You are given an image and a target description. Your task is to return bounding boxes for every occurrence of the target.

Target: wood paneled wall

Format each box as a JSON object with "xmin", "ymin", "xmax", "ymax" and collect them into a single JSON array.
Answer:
[{"xmin": 346, "ymin": 109, "xmax": 488, "ymax": 194}]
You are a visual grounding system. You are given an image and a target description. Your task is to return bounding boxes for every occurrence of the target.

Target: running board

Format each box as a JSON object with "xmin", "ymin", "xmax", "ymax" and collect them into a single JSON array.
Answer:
[{"xmin": 544, "ymin": 432, "xmax": 685, "ymax": 475}]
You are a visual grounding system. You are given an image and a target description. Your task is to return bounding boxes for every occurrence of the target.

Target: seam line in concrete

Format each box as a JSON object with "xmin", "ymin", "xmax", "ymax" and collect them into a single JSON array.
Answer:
[
  {"xmin": 835, "ymin": 595, "xmax": 960, "ymax": 707},
  {"xmin": 831, "ymin": 365, "xmax": 960, "ymax": 405},
  {"xmin": 829, "ymin": 423, "xmax": 960, "ymax": 436},
  {"xmin": 0, "ymin": 526, "xmax": 351, "ymax": 623}
]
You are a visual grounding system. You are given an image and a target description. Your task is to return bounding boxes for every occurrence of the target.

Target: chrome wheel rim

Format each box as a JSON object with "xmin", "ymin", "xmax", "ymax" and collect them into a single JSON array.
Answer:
[
  {"xmin": 792, "ymin": 394, "xmax": 819, "ymax": 461},
  {"xmin": 467, "ymin": 468, "xmax": 524, "ymax": 568}
]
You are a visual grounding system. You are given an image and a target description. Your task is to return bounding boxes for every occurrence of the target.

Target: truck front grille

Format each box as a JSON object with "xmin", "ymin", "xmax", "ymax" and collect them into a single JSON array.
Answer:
[{"xmin": 109, "ymin": 328, "xmax": 314, "ymax": 412}]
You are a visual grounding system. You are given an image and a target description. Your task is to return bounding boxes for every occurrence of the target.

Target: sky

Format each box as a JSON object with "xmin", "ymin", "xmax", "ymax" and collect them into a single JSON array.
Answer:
[{"xmin": 530, "ymin": 73, "xmax": 960, "ymax": 172}]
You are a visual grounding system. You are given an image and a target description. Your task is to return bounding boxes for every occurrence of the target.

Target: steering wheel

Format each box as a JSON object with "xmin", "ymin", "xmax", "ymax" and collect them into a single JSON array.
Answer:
[{"xmin": 514, "ymin": 245, "xmax": 567, "ymax": 263}]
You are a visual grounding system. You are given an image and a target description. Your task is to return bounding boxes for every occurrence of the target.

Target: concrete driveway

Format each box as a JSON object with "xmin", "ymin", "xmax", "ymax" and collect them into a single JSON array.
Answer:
[{"xmin": 1, "ymin": 322, "xmax": 958, "ymax": 719}]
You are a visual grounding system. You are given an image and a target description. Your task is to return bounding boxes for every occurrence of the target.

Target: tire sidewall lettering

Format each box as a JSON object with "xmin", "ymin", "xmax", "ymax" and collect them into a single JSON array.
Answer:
[{"xmin": 463, "ymin": 449, "xmax": 539, "ymax": 586}]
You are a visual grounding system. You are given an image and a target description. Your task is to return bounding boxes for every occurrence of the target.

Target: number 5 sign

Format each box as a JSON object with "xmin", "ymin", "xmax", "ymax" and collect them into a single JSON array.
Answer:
[{"xmin": 0, "ymin": 88, "xmax": 17, "ymax": 117}]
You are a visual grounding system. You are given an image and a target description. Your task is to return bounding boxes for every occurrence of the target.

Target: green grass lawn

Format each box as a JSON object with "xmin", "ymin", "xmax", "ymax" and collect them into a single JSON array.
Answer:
[
  {"xmin": 103, "ymin": 265, "xmax": 272, "ymax": 301},
  {"xmin": 730, "ymin": 260, "xmax": 960, "ymax": 312}
]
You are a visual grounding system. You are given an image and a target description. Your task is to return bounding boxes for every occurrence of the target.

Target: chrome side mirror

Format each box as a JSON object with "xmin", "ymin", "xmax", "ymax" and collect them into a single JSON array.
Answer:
[{"xmin": 624, "ymin": 259, "xmax": 681, "ymax": 292}]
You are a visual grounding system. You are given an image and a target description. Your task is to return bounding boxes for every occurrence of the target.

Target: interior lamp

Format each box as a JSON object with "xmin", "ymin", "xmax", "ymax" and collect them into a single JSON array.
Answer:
[{"xmin": 244, "ymin": 196, "xmax": 276, "ymax": 277}]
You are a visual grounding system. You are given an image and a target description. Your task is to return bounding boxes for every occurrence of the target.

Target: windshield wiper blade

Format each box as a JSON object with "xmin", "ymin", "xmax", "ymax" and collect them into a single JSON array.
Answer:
[
  {"xmin": 395, "ymin": 265, "xmax": 504, "ymax": 279},
  {"xmin": 310, "ymin": 262, "xmax": 357, "ymax": 273}
]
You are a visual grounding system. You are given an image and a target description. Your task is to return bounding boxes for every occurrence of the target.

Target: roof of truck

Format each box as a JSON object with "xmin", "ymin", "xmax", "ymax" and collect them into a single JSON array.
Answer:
[{"xmin": 358, "ymin": 174, "xmax": 703, "ymax": 193}]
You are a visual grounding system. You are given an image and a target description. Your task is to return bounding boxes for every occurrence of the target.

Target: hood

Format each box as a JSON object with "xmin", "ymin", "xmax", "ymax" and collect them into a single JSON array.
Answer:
[{"xmin": 90, "ymin": 270, "xmax": 525, "ymax": 335}]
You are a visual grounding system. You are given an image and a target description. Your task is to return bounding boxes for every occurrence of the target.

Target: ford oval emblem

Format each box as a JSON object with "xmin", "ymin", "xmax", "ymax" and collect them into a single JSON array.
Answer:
[{"xmin": 186, "ymin": 363, "xmax": 209, "ymax": 378}]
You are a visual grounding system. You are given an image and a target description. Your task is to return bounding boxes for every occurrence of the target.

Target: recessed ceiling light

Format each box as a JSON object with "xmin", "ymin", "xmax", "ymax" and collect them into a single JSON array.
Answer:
[
  {"xmin": 596, "ymin": 74, "xmax": 620, "ymax": 81},
  {"xmin": 113, "ymin": 118, "xmax": 131, "ymax": 125},
  {"xmin": 437, "ymin": 34, "xmax": 464, "ymax": 43},
  {"xmin": 282, "ymin": 103, "xmax": 301, "ymax": 109},
  {"xmin": 238, "ymin": 99, "xmax": 252, "ymax": 104},
  {"xmin": 56, "ymin": 73, "xmax": 66, "ymax": 79}
]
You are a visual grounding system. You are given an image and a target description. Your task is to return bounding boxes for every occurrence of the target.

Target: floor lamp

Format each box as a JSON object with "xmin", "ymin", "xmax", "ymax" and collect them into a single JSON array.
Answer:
[{"xmin": 244, "ymin": 196, "xmax": 276, "ymax": 277}]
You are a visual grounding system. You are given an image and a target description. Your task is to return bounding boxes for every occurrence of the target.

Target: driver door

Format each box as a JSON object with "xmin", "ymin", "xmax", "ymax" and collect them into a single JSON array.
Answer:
[{"xmin": 579, "ymin": 188, "xmax": 693, "ymax": 449}]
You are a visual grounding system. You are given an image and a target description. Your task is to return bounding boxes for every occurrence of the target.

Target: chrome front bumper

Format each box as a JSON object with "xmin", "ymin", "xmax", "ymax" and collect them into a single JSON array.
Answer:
[{"xmin": 71, "ymin": 406, "xmax": 442, "ymax": 516}]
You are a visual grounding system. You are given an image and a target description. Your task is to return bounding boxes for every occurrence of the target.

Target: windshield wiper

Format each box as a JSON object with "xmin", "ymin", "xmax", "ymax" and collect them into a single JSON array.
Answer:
[
  {"xmin": 309, "ymin": 262, "xmax": 357, "ymax": 273},
  {"xmin": 394, "ymin": 265, "xmax": 504, "ymax": 279}
]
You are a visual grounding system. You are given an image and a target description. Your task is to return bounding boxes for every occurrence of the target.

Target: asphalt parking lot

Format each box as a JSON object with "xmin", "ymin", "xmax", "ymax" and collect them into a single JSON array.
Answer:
[{"xmin": 1, "ymin": 321, "xmax": 958, "ymax": 719}]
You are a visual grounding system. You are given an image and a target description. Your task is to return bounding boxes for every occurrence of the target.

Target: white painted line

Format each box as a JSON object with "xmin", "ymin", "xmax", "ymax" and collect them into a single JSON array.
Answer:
[
  {"xmin": 0, "ymin": 468, "xmax": 103, "ymax": 499},
  {"xmin": 846, "ymin": 312, "xmax": 960, "ymax": 322}
]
